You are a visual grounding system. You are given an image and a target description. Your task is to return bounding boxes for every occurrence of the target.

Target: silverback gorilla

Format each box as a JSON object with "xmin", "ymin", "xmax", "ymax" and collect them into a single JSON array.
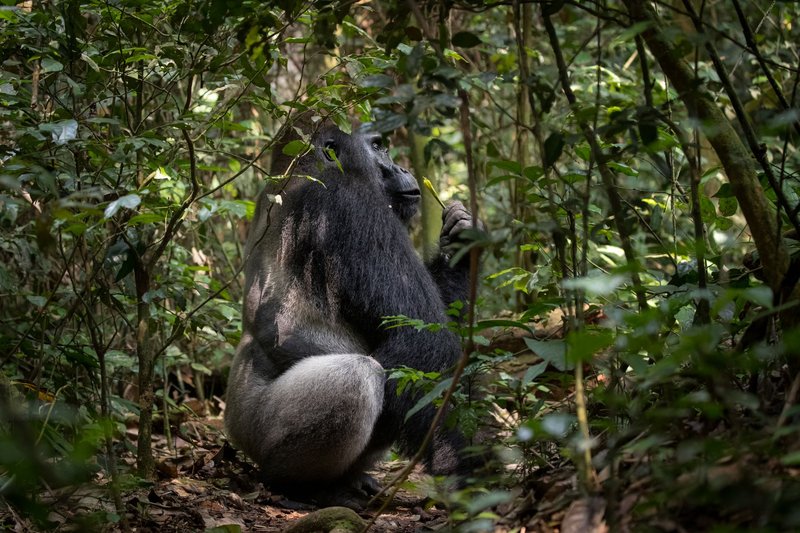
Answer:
[{"xmin": 224, "ymin": 117, "xmax": 479, "ymax": 507}]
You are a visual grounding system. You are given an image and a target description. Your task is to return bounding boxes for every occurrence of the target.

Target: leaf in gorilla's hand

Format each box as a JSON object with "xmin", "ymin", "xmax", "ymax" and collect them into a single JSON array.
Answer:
[{"xmin": 423, "ymin": 177, "xmax": 446, "ymax": 209}]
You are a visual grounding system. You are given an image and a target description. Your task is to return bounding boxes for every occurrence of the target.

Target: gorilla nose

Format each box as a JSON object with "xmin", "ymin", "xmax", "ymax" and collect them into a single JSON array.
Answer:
[{"xmin": 394, "ymin": 167, "xmax": 420, "ymax": 198}]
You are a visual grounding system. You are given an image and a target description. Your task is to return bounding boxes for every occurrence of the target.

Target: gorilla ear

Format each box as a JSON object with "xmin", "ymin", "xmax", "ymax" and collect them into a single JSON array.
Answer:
[{"xmin": 323, "ymin": 139, "xmax": 337, "ymax": 162}]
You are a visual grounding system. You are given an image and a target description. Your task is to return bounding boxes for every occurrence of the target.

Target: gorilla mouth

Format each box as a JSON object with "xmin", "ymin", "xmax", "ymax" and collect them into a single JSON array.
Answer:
[{"xmin": 398, "ymin": 189, "xmax": 421, "ymax": 201}]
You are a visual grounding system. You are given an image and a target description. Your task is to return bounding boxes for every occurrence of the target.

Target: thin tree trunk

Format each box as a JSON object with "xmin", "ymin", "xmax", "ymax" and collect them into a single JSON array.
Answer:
[{"xmin": 408, "ymin": 130, "xmax": 440, "ymax": 262}]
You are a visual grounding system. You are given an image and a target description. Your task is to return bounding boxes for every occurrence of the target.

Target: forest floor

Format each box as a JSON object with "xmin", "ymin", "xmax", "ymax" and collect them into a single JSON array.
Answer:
[
  {"xmin": 0, "ymin": 327, "xmax": 603, "ymax": 532},
  {"xmin": 1, "ymin": 328, "xmax": 796, "ymax": 530},
  {"xmin": 0, "ymin": 408, "xmax": 588, "ymax": 532}
]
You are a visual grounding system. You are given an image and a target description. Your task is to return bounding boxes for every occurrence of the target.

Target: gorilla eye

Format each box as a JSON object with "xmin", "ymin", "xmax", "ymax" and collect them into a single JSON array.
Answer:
[
  {"xmin": 323, "ymin": 140, "xmax": 337, "ymax": 162},
  {"xmin": 371, "ymin": 137, "xmax": 388, "ymax": 153}
]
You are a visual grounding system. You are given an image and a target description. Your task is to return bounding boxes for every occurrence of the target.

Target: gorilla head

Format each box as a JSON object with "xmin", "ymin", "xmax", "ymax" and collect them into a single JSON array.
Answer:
[{"xmin": 272, "ymin": 121, "xmax": 421, "ymax": 224}]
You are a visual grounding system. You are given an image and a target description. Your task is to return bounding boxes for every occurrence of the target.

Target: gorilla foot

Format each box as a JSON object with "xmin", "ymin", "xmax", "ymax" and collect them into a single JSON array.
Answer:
[
  {"xmin": 312, "ymin": 474, "xmax": 382, "ymax": 511},
  {"xmin": 310, "ymin": 487, "xmax": 370, "ymax": 511},
  {"xmin": 350, "ymin": 472, "xmax": 382, "ymax": 497},
  {"xmin": 273, "ymin": 474, "xmax": 383, "ymax": 512}
]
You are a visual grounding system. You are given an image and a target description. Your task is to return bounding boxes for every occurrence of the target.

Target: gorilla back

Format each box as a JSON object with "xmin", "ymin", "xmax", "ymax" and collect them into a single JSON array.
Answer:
[{"xmin": 225, "ymin": 120, "xmax": 475, "ymax": 497}]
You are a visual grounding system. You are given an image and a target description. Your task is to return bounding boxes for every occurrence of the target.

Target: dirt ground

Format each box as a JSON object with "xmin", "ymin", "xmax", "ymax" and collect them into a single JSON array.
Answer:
[{"xmin": 0, "ymin": 409, "xmax": 588, "ymax": 532}]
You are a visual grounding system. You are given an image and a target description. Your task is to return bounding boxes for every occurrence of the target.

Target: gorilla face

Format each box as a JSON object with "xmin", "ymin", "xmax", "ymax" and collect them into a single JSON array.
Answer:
[{"xmin": 317, "ymin": 126, "xmax": 421, "ymax": 224}]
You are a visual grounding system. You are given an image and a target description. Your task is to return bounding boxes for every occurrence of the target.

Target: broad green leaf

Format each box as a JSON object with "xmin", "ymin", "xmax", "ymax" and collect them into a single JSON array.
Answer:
[
  {"xmin": 718, "ymin": 196, "xmax": 738, "ymax": 216},
  {"xmin": 282, "ymin": 140, "xmax": 310, "ymax": 157},
  {"xmin": 104, "ymin": 194, "xmax": 141, "ymax": 219},
  {"xmin": 81, "ymin": 53, "xmax": 100, "ymax": 72},
  {"xmin": 465, "ymin": 491, "xmax": 513, "ymax": 515},
  {"xmin": 405, "ymin": 377, "xmax": 453, "ymax": 421},
  {"xmin": 521, "ymin": 361, "xmax": 548, "ymax": 388},
  {"xmin": 608, "ymin": 161, "xmax": 638, "ymax": 177},
  {"xmin": 541, "ymin": 413, "xmax": 573, "ymax": 437},
  {"xmin": 41, "ymin": 57, "xmax": 63, "ymax": 72},
  {"xmin": 27, "ymin": 295, "xmax": 47, "ymax": 307},
  {"xmin": 129, "ymin": 213, "xmax": 162, "ymax": 225},
  {"xmin": 360, "ymin": 74, "xmax": 394, "ymax": 88},
  {"xmin": 781, "ymin": 451, "xmax": 800, "ymax": 465},
  {"xmin": 524, "ymin": 338, "xmax": 570, "ymax": 371},
  {"xmin": 567, "ymin": 329, "xmax": 614, "ymax": 364},
  {"xmin": 562, "ymin": 273, "xmax": 626, "ymax": 296},
  {"xmin": 50, "ymin": 120, "xmax": 78, "ymax": 145},
  {"xmin": 488, "ymin": 160, "xmax": 521, "ymax": 175},
  {"xmin": 613, "ymin": 21, "xmax": 654, "ymax": 43}
]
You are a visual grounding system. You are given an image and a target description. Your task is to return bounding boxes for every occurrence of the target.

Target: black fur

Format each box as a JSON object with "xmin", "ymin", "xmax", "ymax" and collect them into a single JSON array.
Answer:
[{"xmin": 225, "ymin": 120, "xmax": 477, "ymax": 502}]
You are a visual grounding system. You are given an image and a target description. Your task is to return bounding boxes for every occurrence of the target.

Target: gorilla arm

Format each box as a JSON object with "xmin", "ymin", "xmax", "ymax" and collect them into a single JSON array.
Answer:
[
  {"xmin": 428, "ymin": 201, "xmax": 482, "ymax": 311},
  {"xmin": 310, "ymin": 183, "xmax": 469, "ymax": 473}
]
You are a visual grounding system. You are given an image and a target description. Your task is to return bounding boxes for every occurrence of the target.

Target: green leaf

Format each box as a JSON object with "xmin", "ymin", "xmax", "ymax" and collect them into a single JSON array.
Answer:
[
  {"xmin": 476, "ymin": 319, "xmax": 533, "ymax": 334},
  {"xmin": 81, "ymin": 53, "xmax": 100, "ymax": 72},
  {"xmin": 50, "ymin": 120, "xmax": 78, "ymax": 145},
  {"xmin": 488, "ymin": 160, "xmax": 521, "ymax": 175},
  {"xmin": 129, "ymin": 213, "xmax": 163, "ymax": 225},
  {"xmin": 614, "ymin": 21, "xmax": 654, "ymax": 43},
  {"xmin": 0, "ymin": 7, "xmax": 18, "ymax": 21},
  {"xmin": 781, "ymin": 451, "xmax": 800, "ymax": 466},
  {"xmin": 524, "ymin": 338, "xmax": 570, "ymax": 371},
  {"xmin": 523, "ymin": 165, "xmax": 544, "ymax": 181},
  {"xmin": 567, "ymin": 329, "xmax": 614, "ymax": 364},
  {"xmin": 714, "ymin": 183, "xmax": 733, "ymax": 197},
  {"xmin": 741, "ymin": 286, "xmax": 773, "ymax": 308},
  {"xmin": 607, "ymin": 161, "xmax": 638, "ymax": 177},
  {"xmin": 718, "ymin": 196, "xmax": 738, "ymax": 217},
  {"xmin": 562, "ymin": 273, "xmax": 626, "ymax": 296},
  {"xmin": 714, "ymin": 216, "xmax": 733, "ymax": 231},
  {"xmin": 452, "ymin": 31, "xmax": 482, "ymax": 48},
  {"xmin": 465, "ymin": 491, "xmax": 513, "ymax": 515},
  {"xmin": 104, "ymin": 194, "xmax": 141, "ymax": 219},
  {"xmin": 521, "ymin": 361, "xmax": 548, "ymax": 388},
  {"xmin": 40, "ymin": 57, "xmax": 63, "ymax": 72},
  {"xmin": 282, "ymin": 140, "xmax": 310, "ymax": 157},
  {"xmin": 27, "ymin": 295, "xmax": 47, "ymax": 307},
  {"xmin": 405, "ymin": 377, "xmax": 453, "ymax": 421},
  {"xmin": 700, "ymin": 196, "xmax": 715, "ymax": 220},
  {"xmin": 541, "ymin": 413, "xmax": 573, "ymax": 437},
  {"xmin": 360, "ymin": 74, "xmax": 394, "ymax": 88}
]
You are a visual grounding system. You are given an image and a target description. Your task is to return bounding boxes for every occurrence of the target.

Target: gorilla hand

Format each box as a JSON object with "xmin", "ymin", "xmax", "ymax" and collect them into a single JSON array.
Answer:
[{"xmin": 440, "ymin": 201, "xmax": 484, "ymax": 253}]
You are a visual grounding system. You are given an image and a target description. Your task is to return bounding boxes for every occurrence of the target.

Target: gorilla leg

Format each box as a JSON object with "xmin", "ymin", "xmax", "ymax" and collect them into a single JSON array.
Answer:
[{"xmin": 226, "ymin": 353, "xmax": 385, "ymax": 484}]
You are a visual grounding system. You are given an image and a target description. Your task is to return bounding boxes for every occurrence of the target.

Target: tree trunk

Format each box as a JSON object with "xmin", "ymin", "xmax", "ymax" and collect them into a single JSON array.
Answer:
[{"xmin": 409, "ymin": 130, "xmax": 442, "ymax": 262}]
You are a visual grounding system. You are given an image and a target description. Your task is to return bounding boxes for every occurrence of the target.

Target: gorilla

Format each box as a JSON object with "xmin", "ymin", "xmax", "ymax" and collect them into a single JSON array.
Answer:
[{"xmin": 224, "ymin": 116, "xmax": 479, "ymax": 507}]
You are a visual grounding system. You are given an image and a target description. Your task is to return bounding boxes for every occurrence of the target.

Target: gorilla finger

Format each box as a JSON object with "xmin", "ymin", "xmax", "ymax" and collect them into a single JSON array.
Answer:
[
  {"xmin": 448, "ymin": 219, "xmax": 475, "ymax": 240},
  {"xmin": 441, "ymin": 201, "xmax": 465, "ymax": 222},
  {"xmin": 442, "ymin": 206, "xmax": 471, "ymax": 234}
]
